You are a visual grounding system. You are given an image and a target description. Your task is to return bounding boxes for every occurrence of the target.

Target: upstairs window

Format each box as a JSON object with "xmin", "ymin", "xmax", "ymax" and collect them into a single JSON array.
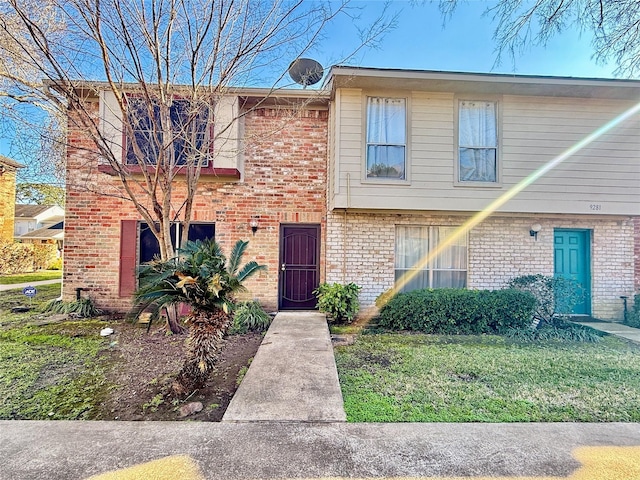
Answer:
[
  {"xmin": 395, "ymin": 226, "xmax": 467, "ymax": 292},
  {"xmin": 125, "ymin": 97, "xmax": 211, "ymax": 166},
  {"xmin": 458, "ymin": 100, "xmax": 497, "ymax": 183},
  {"xmin": 366, "ymin": 97, "xmax": 406, "ymax": 180}
]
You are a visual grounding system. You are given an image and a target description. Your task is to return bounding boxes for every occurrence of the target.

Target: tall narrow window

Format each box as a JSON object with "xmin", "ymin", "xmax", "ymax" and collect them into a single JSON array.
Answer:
[
  {"xmin": 458, "ymin": 100, "xmax": 497, "ymax": 182},
  {"xmin": 366, "ymin": 97, "xmax": 406, "ymax": 180},
  {"xmin": 395, "ymin": 226, "xmax": 467, "ymax": 292}
]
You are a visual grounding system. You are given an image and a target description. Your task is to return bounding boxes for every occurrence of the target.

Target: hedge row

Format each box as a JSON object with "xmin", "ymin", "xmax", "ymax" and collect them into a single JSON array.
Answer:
[
  {"xmin": 0, "ymin": 241, "xmax": 58, "ymax": 274},
  {"xmin": 377, "ymin": 288, "xmax": 537, "ymax": 335}
]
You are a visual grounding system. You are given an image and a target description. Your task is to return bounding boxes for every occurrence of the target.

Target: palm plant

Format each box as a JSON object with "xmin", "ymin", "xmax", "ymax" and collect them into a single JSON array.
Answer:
[{"xmin": 129, "ymin": 238, "xmax": 265, "ymax": 394}]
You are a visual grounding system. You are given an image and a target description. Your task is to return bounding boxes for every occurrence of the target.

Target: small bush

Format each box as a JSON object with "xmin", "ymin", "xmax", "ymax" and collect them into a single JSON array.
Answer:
[
  {"xmin": 229, "ymin": 301, "xmax": 272, "ymax": 334},
  {"xmin": 313, "ymin": 282, "xmax": 362, "ymax": 324},
  {"xmin": 377, "ymin": 288, "xmax": 536, "ymax": 335},
  {"xmin": 375, "ymin": 289, "xmax": 396, "ymax": 309},
  {"xmin": 32, "ymin": 244, "xmax": 57, "ymax": 270},
  {"xmin": 0, "ymin": 241, "xmax": 34, "ymax": 274},
  {"xmin": 507, "ymin": 274, "xmax": 584, "ymax": 326},
  {"xmin": 41, "ymin": 298, "xmax": 102, "ymax": 318},
  {"xmin": 625, "ymin": 294, "xmax": 640, "ymax": 328},
  {"xmin": 505, "ymin": 320, "xmax": 603, "ymax": 343},
  {"xmin": 47, "ymin": 257, "xmax": 63, "ymax": 270}
]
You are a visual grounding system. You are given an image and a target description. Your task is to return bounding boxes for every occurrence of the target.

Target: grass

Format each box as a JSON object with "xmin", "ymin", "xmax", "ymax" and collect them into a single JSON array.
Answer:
[
  {"xmin": 0, "ymin": 283, "xmax": 62, "ymax": 328},
  {"xmin": 335, "ymin": 333, "xmax": 640, "ymax": 422},
  {"xmin": 0, "ymin": 270, "xmax": 62, "ymax": 285},
  {"xmin": 0, "ymin": 284, "xmax": 111, "ymax": 420}
]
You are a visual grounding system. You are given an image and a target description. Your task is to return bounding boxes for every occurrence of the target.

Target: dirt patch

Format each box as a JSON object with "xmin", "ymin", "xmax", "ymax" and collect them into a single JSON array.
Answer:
[{"xmin": 96, "ymin": 320, "xmax": 263, "ymax": 421}]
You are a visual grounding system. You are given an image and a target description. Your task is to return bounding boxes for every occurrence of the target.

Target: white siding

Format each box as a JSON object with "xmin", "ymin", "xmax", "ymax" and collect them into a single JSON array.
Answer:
[{"xmin": 331, "ymin": 89, "xmax": 640, "ymax": 215}]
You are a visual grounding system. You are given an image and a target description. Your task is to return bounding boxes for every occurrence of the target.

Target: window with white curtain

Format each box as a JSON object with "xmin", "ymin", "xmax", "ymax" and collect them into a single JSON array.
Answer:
[
  {"xmin": 458, "ymin": 100, "xmax": 497, "ymax": 182},
  {"xmin": 395, "ymin": 226, "xmax": 467, "ymax": 292},
  {"xmin": 366, "ymin": 97, "xmax": 406, "ymax": 179}
]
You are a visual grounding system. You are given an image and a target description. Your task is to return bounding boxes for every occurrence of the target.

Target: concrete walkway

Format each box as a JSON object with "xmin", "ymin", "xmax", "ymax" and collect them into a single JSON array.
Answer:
[
  {"xmin": 575, "ymin": 320, "xmax": 640, "ymax": 344},
  {"xmin": 0, "ymin": 278, "xmax": 62, "ymax": 292},
  {"xmin": 223, "ymin": 311, "xmax": 346, "ymax": 422}
]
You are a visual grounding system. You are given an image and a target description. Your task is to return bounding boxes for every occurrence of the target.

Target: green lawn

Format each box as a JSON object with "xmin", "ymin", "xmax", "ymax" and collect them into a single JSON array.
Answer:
[
  {"xmin": 0, "ymin": 270, "xmax": 62, "ymax": 285},
  {"xmin": 0, "ymin": 284, "xmax": 110, "ymax": 420},
  {"xmin": 335, "ymin": 333, "xmax": 640, "ymax": 422}
]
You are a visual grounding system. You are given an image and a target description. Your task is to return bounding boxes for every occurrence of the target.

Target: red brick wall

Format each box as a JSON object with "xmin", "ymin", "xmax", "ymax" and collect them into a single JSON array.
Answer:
[{"xmin": 63, "ymin": 100, "xmax": 328, "ymax": 312}]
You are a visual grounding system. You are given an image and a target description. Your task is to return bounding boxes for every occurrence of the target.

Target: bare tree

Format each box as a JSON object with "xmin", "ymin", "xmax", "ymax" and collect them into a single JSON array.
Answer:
[
  {"xmin": 437, "ymin": 0, "xmax": 640, "ymax": 77},
  {"xmin": 0, "ymin": 0, "xmax": 395, "ymax": 332}
]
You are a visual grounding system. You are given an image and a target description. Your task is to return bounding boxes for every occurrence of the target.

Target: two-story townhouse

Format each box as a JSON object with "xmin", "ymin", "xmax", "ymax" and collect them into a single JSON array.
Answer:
[
  {"xmin": 63, "ymin": 87, "xmax": 329, "ymax": 312},
  {"xmin": 324, "ymin": 67, "xmax": 640, "ymax": 321}
]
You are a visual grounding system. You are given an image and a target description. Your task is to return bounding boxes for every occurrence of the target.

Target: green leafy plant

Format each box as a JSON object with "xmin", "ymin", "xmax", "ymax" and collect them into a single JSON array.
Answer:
[
  {"xmin": 624, "ymin": 294, "xmax": 640, "ymax": 328},
  {"xmin": 41, "ymin": 298, "xmax": 102, "ymax": 318},
  {"xmin": 128, "ymin": 239, "xmax": 265, "ymax": 395},
  {"xmin": 313, "ymin": 282, "xmax": 362, "ymax": 324},
  {"xmin": 375, "ymin": 288, "xmax": 396, "ymax": 309},
  {"xmin": 505, "ymin": 320, "xmax": 603, "ymax": 343},
  {"xmin": 377, "ymin": 288, "xmax": 536, "ymax": 335},
  {"xmin": 229, "ymin": 300, "xmax": 272, "ymax": 334},
  {"xmin": 507, "ymin": 274, "xmax": 585, "ymax": 327}
]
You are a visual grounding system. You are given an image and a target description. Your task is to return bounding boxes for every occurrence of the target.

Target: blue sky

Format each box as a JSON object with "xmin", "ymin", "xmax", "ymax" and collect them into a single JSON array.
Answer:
[
  {"xmin": 314, "ymin": 0, "xmax": 618, "ymax": 79},
  {"xmin": 0, "ymin": 1, "xmax": 621, "ymax": 166}
]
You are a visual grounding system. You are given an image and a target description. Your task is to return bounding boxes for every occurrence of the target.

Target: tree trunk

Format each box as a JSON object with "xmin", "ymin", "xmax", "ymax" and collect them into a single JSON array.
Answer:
[
  {"xmin": 165, "ymin": 304, "xmax": 186, "ymax": 334},
  {"xmin": 173, "ymin": 308, "xmax": 230, "ymax": 395}
]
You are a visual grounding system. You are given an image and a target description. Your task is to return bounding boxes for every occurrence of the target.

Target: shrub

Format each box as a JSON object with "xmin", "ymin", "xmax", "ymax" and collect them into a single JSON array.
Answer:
[
  {"xmin": 32, "ymin": 244, "xmax": 57, "ymax": 270},
  {"xmin": 0, "ymin": 240, "xmax": 34, "ymax": 274},
  {"xmin": 507, "ymin": 274, "xmax": 584, "ymax": 326},
  {"xmin": 377, "ymin": 288, "xmax": 536, "ymax": 335},
  {"xmin": 313, "ymin": 282, "xmax": 362, "ymax": 324},
  {"xmin": 229, "ymin": 300, "xmax": 272, "ymax": 334},
  {"xmin": 625, "ymin": 294, "xmax": 640, "ymax": 328},
  {"xmin": 375, "ymin": 288, "xmax": 396, "ymax": 309},
  {"xmin": 505, "ymin": 320, "xmax": 603, "ymax": 343},
  {"xmin": 41, "ymin": 297, "xmax": 102, "ymax": 318},
  {"xmin": 47, "ymin": 257, "xmax": 63, "ymax": 270}
]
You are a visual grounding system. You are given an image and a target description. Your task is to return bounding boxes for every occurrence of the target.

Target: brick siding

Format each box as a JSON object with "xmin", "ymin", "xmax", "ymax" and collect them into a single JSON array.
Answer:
[
  {"xmin": 0, "ymin": 167, "xmax": 18, "ymax": 241},
  {"xmin": 326, "ymin": 211, "xmax": 636, "ymax": 321},
  {"xmin": 64, "ymin": 100, "xmax": 327, "ymax": 312}
]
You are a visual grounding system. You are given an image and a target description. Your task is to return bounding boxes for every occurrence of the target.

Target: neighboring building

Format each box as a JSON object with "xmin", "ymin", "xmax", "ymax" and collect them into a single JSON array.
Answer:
[
  {"xmin": 0, "ymin": 156, "xmax": 25, "ymax": 241},
  {"xmin": 325, "ymin": 67, "xmax": 640, "ymax": 321},
  {"xmin": 63, "ymin": 88, "xmax": 328, "ymax": 312},
  {"xmin": 14, "ymin": 204, "xmax": 65, "ymax": 236}
]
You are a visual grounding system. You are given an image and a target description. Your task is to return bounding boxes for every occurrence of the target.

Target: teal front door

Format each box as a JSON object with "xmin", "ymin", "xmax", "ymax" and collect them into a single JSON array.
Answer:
[{"xmin": 554, "ymin": 229, "xmax": 591, "ymax": 315}]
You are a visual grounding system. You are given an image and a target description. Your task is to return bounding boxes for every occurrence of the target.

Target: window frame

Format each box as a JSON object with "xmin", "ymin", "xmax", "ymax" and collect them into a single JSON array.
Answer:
[
  {"xmin": 454, "ymin": 96, "xmax": 502, "ymax": 187},
  {"xmin": 362, "ymin": 94, "xmax": 410, "ymax": 184},
  {"xmin": 123, "ymin": 94, "xmax": 214, "ymax": 169},
  {"xmin": 394, "ymin": 225, "xmax": 468, "ymax": 292},
  {"xmin": 137, "ymin": 221, "xmax": 215, "ymax": 267}
]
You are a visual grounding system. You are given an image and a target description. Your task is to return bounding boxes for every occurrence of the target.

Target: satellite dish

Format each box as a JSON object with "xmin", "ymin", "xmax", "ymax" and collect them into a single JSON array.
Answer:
[{"xmin": 288, "ymin": 58, "xmax": 324, "ymax": 87}]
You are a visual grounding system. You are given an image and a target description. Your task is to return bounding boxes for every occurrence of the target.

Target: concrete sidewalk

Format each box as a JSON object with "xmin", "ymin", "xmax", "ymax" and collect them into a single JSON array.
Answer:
[
  {"xmin": 223, "ymin": 311, "xmax": 346, "ymax": 422},
  {"xmin": 0, "ymin": 278, "xmax": 62, "ymax": 292},
  {"xmin": 575, "ymin": 320, "xmax": 640, "ymax": 344},
  {"xmin": 2, "ymin": 421, "xmax": 640, "ymax": 479}
]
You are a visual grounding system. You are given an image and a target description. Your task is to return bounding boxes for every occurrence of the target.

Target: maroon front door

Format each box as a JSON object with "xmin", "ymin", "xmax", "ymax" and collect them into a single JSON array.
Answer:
[{"xmin": 279, "ymin": 224, "xmax": 320, "ymax": 310}]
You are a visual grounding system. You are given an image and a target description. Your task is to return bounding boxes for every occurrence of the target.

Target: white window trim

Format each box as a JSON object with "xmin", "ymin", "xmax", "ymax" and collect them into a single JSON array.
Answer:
[
  {"xmin": 394, "ymin": 225, "xmax": 468, "ymax": 292},
  {"xmin": 454, "ymin": 96, "xmax": 503, "ymax": 188},
  {"xmin": 361, "ymin": 93, "xmax": 411, "ymax": 185}
]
